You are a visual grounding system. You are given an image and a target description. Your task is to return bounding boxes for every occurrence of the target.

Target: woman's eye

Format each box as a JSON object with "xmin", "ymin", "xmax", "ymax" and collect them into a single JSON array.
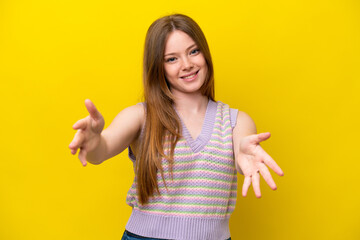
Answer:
[
  {"xmin": 190, "ymin": 49, "xmax": 200, "ymax": 55},
  {"xmin": 166, "ymin": 57, "xmax": 176, "ymax": 62}
]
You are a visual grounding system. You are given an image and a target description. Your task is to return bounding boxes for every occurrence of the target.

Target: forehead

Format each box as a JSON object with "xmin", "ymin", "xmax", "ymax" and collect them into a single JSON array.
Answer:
[{"xmin": 164, "ymin": 30, "xmax": 196, "ymax": 54}]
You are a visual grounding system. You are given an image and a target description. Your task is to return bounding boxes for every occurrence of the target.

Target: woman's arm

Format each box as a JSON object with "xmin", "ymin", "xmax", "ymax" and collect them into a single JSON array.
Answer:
[
  {"xmin": 98, "ymin": 104, "xmax": 145, "ymax": 163},
  {"xmin": 232, "ymin": 111, "xmax": 257, "ymax": 175}
]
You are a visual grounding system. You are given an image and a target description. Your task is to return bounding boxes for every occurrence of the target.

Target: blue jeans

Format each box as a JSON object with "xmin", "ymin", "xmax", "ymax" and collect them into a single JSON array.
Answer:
[{"xmin": 121, "ymin": 230, "xmax": 231, "ymax": 240}]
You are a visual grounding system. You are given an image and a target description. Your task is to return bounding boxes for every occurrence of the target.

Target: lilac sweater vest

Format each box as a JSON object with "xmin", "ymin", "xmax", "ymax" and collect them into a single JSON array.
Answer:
[{"xmin": 126, "ymin": 100, "xmax": 238, "ymax": 240}]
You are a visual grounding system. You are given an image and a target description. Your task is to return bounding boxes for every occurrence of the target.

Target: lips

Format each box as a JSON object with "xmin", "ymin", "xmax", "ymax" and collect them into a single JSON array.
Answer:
[{"xmin": 180, "ymin": 70, "xmax": 199, "ymax": 79}]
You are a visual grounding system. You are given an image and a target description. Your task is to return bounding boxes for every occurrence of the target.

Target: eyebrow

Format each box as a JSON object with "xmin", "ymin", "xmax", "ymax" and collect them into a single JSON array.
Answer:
[{"xmin": 164, "ymin": 44, "xmax": 197, "ymax": 57}]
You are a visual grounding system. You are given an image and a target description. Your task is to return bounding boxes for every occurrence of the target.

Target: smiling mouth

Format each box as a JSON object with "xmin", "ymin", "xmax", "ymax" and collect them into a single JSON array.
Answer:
[{"xmin": 181, "ymin": 70, "xmax": 199, "ymax": 79}]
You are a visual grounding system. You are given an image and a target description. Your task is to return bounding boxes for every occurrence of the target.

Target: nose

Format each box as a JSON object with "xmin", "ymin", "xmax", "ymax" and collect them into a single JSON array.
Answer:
[{"xmin": 181, "ymin": 56, "xmax": 193, "ymax": 71}]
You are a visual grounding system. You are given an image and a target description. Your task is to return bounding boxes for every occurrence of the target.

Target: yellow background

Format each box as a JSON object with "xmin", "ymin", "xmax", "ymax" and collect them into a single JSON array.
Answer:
[{"xmin": 1, "ymin": 0, "xmax": 359, "ymax": 239}]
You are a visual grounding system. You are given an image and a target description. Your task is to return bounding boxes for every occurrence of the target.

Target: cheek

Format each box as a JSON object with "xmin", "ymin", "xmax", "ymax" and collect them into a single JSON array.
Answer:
[
  {"xmin": 164, "ymin": 65, "xmax": 178, "ymax": 78},
  {"xmin": 196, "ymin": 55, "xmax": 207, "ymax": 68},
  {"xmin": 200, "ymin": 59, "xmax": 208, "ymax": 74}
]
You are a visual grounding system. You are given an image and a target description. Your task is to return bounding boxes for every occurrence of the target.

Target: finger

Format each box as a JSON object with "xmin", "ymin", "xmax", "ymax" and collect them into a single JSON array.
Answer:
[
  {"xmin": 72, "ymin": 118, "xmax": 88, "ymax": 130},
  {"xmin": 259, "ymin": 148, "xmax": 284, "ymax": 176},
  {"xmin": 251, "ymin": 171, "xmax": 261, "ymax": 198},
  {"xmin": 69, "ymin": 147, "xmax": 78, "ymax": 155},
  {"xmin": 84, "ymin": 99, "xmax": 102, "ymax": 121},
  {"xmin": 259, "ymin": 164, "xmax": 277, "ymax": 190},
  {"xmin": 247, "ymin": 132, "xmax": 271, "ymax": 145},
  {"xmin": 256, "ymin": 132, "xmax": 271, "ymax": 143},
  {"xmin": 69, "ymin": 131, "xmax": 85, "ymax": 154},
  {"xmin": 242, "ymin": 176, "xmax": 251, "ymax": 197},
  {"xmin": 78, "ymin": 148, "xmax": 87, "ymax": 166}
]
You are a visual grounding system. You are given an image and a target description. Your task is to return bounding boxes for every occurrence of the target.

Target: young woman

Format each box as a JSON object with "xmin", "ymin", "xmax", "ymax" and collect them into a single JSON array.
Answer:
[{"xmin": 69, "ymin": 14, "xmax": 284, "ymax": 240}]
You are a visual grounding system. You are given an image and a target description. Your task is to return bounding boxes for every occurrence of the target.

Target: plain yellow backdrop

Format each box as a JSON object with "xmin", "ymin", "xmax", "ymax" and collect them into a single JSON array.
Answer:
[{"xmin": 0, "ymin": 0, "xmax": 359, "ymax": 239}]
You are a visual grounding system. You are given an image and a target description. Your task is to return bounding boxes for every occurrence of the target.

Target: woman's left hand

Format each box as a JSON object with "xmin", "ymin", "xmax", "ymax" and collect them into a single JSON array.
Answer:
[{"xmin": 236, "ymin": 132, "xmax": 284, "ymax": 198}]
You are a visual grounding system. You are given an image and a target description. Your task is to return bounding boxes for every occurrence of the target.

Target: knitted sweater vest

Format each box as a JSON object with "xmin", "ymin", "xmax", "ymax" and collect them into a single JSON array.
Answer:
[{"xmin": 125, "ymin": 100, "xmax": 238, "ymax": 240}]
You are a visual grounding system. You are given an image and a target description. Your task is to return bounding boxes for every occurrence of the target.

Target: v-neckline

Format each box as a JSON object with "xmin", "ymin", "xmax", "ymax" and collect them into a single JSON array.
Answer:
[{"xmin": 175, "ymin": 99, "xmax": 217, "ymax": 153}]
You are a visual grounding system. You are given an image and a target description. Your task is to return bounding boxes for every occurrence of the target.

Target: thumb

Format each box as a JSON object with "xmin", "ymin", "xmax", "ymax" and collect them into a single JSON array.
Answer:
[
  {"xmin": 84, "ymin": 99, "xmax": 102, "ymax": 121},
  {"xmin": 248, "ymin": 132, "xmax": 271, "ymax": 145}
]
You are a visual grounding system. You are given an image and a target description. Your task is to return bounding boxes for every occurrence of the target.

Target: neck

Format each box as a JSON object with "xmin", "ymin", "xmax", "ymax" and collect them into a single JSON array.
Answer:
[{"xmin": 173, "ymin": 92, "xmax": 209, "ymax": 114}]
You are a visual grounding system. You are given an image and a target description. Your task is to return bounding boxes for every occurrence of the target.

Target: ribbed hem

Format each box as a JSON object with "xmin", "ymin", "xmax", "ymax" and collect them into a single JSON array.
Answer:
[
  {"xmin": 126, "ymin": 209, "xmax": 231, "ymax": 240},
  {"xmin": 230, "ymin": 108, "xmax": 238, "ymax": 129}
]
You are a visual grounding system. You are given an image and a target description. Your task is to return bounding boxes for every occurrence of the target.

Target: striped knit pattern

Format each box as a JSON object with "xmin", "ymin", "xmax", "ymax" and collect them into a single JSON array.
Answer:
[{"xmin": 125, "ymin": 100, "xmax": 237, "ymax": 240}]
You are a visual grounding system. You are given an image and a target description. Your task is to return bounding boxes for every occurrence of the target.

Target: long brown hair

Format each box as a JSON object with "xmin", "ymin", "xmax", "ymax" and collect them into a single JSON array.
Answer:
[{"xmin": 136, "ymin": 14, "xmax": 215, "ymax": 205}]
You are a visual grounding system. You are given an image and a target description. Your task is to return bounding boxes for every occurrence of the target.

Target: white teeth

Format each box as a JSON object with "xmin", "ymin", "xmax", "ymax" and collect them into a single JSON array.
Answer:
[{"xmin": 182, "ymin": 73, "xmax": 196, "ymax": 79}]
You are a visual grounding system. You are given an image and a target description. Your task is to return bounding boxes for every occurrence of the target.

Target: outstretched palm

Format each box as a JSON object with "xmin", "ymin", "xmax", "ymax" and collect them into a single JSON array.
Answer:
[{"xmin": 236, "ymin": 132, "xmax": 284, "ymax": 198}]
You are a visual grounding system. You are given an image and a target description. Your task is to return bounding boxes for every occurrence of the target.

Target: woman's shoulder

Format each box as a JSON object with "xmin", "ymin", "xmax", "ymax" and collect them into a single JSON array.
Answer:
[
  {"xmin": 213, "ymin": 101, "xmax": 254, "ymax": 130},
  {"xmin": 236, "ymin": 110, "xmax": 253, "ymax": 121},
  {"xmin": 124, "ymin": 102, "xmax": 146, "ymax": 121},
  {"xmin": 113, "ymin": 103, "xmax": 146, "ymax": 129},
  {"xmin": 233, "ymin": 110, "xmax": 257, "ymax": 134}
]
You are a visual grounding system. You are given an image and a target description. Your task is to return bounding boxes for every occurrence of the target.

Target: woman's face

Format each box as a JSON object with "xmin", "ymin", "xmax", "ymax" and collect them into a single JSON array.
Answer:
[{"xmin": 163, "ymin": 30, "xmax": 208, "ymax": 96}]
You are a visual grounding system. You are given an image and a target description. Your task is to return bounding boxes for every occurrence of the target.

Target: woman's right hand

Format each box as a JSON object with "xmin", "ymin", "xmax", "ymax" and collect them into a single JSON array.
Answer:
[{"xmin": 69, "ymin": 99, "xmax": 105, "ymax": 166}]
